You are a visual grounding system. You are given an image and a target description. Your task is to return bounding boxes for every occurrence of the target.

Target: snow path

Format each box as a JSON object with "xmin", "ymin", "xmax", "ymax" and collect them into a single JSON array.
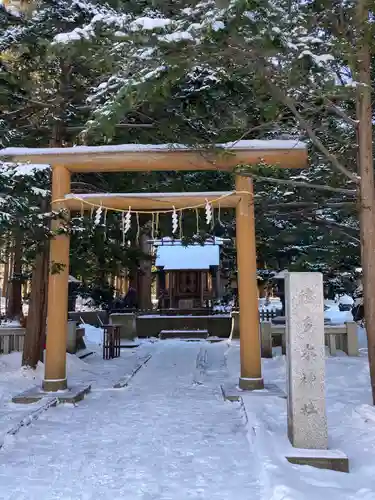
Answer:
[
  {"xmin": 0, "ymin": 345, "xmax": 153, "ymax": 442},
  {"xmin": 0, "ymin": 341, "xmax": 260, "ymax": 500}
]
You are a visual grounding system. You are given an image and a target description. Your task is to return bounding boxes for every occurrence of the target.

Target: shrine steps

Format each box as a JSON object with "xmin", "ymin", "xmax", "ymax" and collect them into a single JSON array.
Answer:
[{"xmin": 159, "ymin": 329, "xmax": 209, "ymax": 341}]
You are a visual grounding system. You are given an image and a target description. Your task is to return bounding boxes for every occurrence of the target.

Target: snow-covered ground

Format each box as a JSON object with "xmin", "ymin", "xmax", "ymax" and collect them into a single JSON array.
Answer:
[
  {"xmin": 0, "ymin": 341, "xmax": 153, "ymax": 447},
  {"xmin": 245, "ymin": 350, "xmax": 375, "ymax": 500},
  {"xmin": 0, "ymin": 334, "xmax": 374, "ymax": 499}
]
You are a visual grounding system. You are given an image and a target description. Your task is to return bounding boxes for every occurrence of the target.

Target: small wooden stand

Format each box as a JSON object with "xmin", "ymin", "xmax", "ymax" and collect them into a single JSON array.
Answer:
[{"xmin": 103, "ymin": 324, "xmax": 121, "ymax": 360}]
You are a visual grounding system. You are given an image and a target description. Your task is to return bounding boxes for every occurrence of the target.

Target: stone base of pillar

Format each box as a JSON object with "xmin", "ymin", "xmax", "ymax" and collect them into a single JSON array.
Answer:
[
  {"xmin": 221, "ymin": 382, "xmax": 286, "ymax": 402},
  {"xmin": 286, "ymin": 449, "xmax": 349, "ymax": 473},
  {"xmin": 12, "ymin": 383, "xmax": 91, "ymax": 404},
  {"xmin": 42, "ymin": 378, "xmax": 68, "ymax": 392},
  {"xmin": 239, "ymin": 377, "xmax": 264, "ymax": 391}
]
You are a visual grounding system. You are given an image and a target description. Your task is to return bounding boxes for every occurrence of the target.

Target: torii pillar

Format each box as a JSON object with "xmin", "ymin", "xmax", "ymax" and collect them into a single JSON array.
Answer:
[
  {"xmin": 43, "ymin": 165, "xmax": 71, "ymax": 391},
  {"xmin": 236, "ymin": 175, "xmax": 263, "ymax": 390}
]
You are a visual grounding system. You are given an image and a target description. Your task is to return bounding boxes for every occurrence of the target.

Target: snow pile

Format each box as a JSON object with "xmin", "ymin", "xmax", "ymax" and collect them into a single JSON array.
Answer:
[
  {"xmin": 0, "ymin": 352, "xmax": 43, "ymax": 382},
  {"xmin": 80, "ymin": 323, "xmax": 103, "ymax": 345},
  {"xmin": 0, "ymin": 353, "xmax": 46, "ymax": 437},
  {"xmin": 0, "ymin": 320, "xmax": 22, "ymax": 328},
  {"xmin": 0, "ymin": 351, "xmax": 88, "ymax": 384},
  {"xmin": 240, "ymin": 348, "xmax": 375, "ymax": 500},
  {"xmin": 338, "ymin": 294, "xmax": 354, "ymax": 306},
  {"xmin": 325, "ymin": 303, "xmax": 353, "ymax": 324},
  {"xmin": 66, "ymin": 352, "xmax": 91, "ymax": 373},
  {"xmin": 358, "ymin": 326, "xmax": 367, "ymax": 350}
]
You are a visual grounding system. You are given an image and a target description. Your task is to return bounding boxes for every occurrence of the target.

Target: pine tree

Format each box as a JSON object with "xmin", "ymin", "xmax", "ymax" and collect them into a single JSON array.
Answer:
[
  {"xmin": 0, "ymin": 0, "xmax": 122, "ymax": 363},
  {"xmin": 51, "ymin": 0, "xmax": 362, "ymax": 279}
]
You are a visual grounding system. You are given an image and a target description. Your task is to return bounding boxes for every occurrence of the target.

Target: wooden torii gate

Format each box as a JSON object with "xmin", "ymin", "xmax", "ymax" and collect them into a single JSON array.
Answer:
[{"xmin": 1, "ymin": 141, "xmax": 307, "ymax": 394}]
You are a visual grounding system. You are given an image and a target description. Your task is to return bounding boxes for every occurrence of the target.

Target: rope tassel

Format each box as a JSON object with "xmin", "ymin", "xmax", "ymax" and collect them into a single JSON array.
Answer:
[
  {"xmin": 205, "ymin": 199, "xmax": 212, "ymax": 225},
  {"xmin": 121, "ymin": 212, "xmax": 126, "ymax": 245},
  {"xmin": 124, "ymin": 207, "xmax": 131, "ymax": 234},
  {"xmin": 94, "ymin": 206, "xmax": 103, "ymax": 226},
  {"xmin": 172, "ymin": 206, "xmax": 178, "ymax": 234}
]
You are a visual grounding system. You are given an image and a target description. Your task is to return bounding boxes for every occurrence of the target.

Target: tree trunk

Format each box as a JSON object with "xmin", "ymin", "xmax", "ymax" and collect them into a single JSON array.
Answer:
[
  {"xmin": 109, "ymin": 274, "xmax": 115, "ymax": 289},
  {"xmin": 22, "ymin": 241, "xmax": 49, "ymax": 367},
  {"xmin": 6, "ymin": 234, "xmax": 23, "ymax": 324},
  {"xmin": 129, "ymin": 270, "xmax": 137, "ymax": 289},
  {"xmin": 1, "ymin": 243, "xmax": 10, "ymax": 298},
  {"xmin": 21, "ymin": 62, "xmax": 69, "ymax": 367},
  {"xmin": 138, "ymin": 231, "xmax": 153, "ymax": 309},
  {"xmin": 356, "ymin": 0, "xmax": 375, "ymax": 404},
  {"xmin": 5, "ymin": 246, "xmax": 14, "ymax": 316}
]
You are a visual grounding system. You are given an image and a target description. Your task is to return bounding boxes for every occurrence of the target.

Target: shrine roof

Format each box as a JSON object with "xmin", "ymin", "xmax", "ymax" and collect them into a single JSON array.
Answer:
[{"xmin": 155, "ymin": 241, "xmax": 220, "ymax": 271}]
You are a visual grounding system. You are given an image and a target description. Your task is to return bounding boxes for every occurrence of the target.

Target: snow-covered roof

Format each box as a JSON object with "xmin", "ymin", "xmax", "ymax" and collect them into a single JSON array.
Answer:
[
  {"xmin": 154, "ymin": 237, "xmax": 223, "ymax": 246},
  {"xmin": 155, "ymin": 241, "xmax": 220, "ymax": 270},
  {"xmin": 273, "ymin": 270, "xmax": 288, "ymax": 280},
  {"xmin": 0, "ymin": 139, "xmax": 306, "ymax": 157},
  {"xmin": 68, "ymin": 275, "xmax": 80, "ymax": 283}
]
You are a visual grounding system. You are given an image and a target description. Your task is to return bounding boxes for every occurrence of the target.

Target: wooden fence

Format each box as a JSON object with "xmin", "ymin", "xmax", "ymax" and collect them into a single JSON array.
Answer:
[
  {"xmin": 0, "ymin": 329, "xmax": 25, "ymax": 355},
  {"xmin": 259, "ymin": 309, "xmax": 279, "ymax": 322},
  {"xmin": 260, "ymin": 321, "xmax": 358, "ymax": 358}
]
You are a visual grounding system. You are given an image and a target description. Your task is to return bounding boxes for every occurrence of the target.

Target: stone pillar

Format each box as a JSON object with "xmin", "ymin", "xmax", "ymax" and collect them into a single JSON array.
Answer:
[
  {"xmin": 109, "ymin": 313, "xmax": 136, "ymax": 340},
  {"xmin": 231, "ymin": 310, "xmax": 240, "ymax": 339},
  {"xmin": 286, "ymin": 272, "xmax": 328, "ymax": 449},
  {"xmin": 43, "ymin": 165, "xmax": 70, "ymax": 392},
  {"xmin": 66, "ymin": 320, "xmax": 77, "ymax": 354},
  {"xmin": 260, "ymin": 322, "xmax": 273, "ymax": 358},
  {"xmin": 235, "ymin": 175, "xmax": 263, "ymax": 390},
  {"xmin": 345, "ymin": 322, "xmax": 359, "ymax": 356}
]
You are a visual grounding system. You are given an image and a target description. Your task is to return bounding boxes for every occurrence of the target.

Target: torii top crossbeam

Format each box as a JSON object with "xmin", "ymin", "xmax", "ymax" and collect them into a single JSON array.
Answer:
[{"xmin": 0, "ymin": 139, "xmax": 307, "ymax": 172}]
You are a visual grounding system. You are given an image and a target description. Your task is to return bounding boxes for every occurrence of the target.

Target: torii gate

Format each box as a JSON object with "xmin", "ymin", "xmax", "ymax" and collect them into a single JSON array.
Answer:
[{"xmin": 1, "ymin": 140, "xmax": 307, "ymax": 394}]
